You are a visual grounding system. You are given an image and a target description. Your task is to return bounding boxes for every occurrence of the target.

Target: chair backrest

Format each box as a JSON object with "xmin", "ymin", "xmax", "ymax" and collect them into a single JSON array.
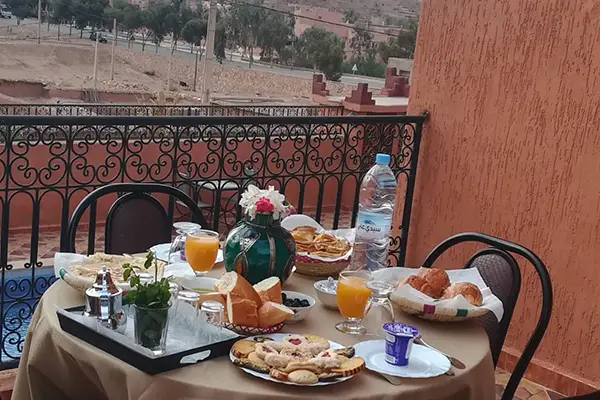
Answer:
[
  {"xmin": 464, "ymin": 249, "xmax": 521, "ymax": 364},
  {"xmin": 64, "ymin": 183, "xmax": 208, "ymax": 254},
  {"xmin": 422, "ymin": 232, "xmax": 552, "ymax": 400}
]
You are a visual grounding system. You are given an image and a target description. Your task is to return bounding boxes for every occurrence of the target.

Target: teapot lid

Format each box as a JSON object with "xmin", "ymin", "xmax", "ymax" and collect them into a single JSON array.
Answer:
[{"xmin": 90, "ymin": 265, "xmax": 120, "ymax": 295}]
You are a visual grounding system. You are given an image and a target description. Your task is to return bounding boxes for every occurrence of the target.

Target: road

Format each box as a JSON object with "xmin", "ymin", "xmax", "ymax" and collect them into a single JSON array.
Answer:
[{"xmin": 0, "ymin": 18, "xmax": 384, "ymax": 89}]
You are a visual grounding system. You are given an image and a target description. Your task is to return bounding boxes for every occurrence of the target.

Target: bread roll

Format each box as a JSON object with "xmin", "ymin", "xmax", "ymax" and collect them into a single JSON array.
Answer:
[
  {"xmin": 441, "ymin": 282, "xmax": 483, "ymax": 306},
  {"xmin": 226, "ymin": 293, "xmax": 259, "ymax": 327},
  {"xmin": 216, "ymin": 272, "xmax": 263, "ymax": 307},
  {"xmin": 253, "ymin": 277, "xmax": 283, "ymax": 304},
  {"xmin": 257, "ymin": 301, "xmax": 294, "ymax": 327},
  {"xmin": 398, "ymin": 275, "xmax": 440, "ymax": 298},
  {"xmin": 418, "ymin": 268, "xmax": 450, "ymax": 298}
]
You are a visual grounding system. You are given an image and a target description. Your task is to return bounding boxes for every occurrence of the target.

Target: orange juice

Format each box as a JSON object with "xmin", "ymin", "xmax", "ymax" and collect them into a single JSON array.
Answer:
[
  {"xmin": 185, "ymin": 234, "xmax": 219, "ymax": 272},
  {"xmin": 337, "ymin": 276, "xmax": 372, "ymax": 318}
]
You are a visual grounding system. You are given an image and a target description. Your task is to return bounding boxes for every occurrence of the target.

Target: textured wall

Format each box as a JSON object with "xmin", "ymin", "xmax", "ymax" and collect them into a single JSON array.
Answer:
[{"xmin": 407, "ymin": 0, "xmax": 600, "ymax": 383}]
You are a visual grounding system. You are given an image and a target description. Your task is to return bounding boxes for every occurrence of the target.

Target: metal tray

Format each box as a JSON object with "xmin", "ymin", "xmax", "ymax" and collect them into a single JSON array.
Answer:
[{"xmin": 57, "ymin": 306, "xmax": 238, "ymax": 374}]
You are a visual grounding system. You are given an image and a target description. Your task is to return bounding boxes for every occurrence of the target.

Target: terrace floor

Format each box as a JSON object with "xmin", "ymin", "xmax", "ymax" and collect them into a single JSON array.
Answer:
[{"xmin": 4, "ymin": 211, "xmax": 567, "ymax": 399}]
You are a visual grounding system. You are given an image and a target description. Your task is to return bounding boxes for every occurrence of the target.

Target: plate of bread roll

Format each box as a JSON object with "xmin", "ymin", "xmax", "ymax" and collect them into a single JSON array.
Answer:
[{"xmin": 378, "ymin": 267, "xmax": 504, "ymax": 322}]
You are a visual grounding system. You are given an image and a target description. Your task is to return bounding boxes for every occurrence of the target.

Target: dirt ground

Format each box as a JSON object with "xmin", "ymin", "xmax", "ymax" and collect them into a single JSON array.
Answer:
[{"xmin": 0, "ymin": 36, "xmax": 352, "ymax": 102}]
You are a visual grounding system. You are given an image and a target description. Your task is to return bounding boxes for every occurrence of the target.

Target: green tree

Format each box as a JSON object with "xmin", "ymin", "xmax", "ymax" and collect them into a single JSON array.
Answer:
[
  {"xmin": 71, "ymin": 0, "xmax": 108, "ymax": 38},
  {"xmin": 257, "ymin": 12, "xmax": 293, "ymax": 66},
  {"xmin": 104, "ymin": 0, "xmax": 142, "ymax": 46},
  {"xmin": 181, "ymin": 18, "xmax": 207, "ymax": 48},
  {"xmin": 296, "ymin": 27, "xmax": 345, "ymax": 81},
  {"xmin": 6, "ymin": 0, "xmax": 36, "ymax": 24},
  {"xmin": 377, "ymin": 22, "xmax": 418, "ymax": 62},
  {"xmin": 214, "ymin": 9, "xmax": 228, "ymax": 63},
  {"xmin": 228, "ymin": 0, "xmax": 265, "ymax": 68},
  {"xmin": 343, "ymin": 9, "xmax": 359, "ymax": 24},
  {"xmin": 50, "ymin": 0, "xmax": 74, "ymax": 39},
  {"xmin": 350, "ymin": 23, "xmax": 374, "ymax": 60},
  {"xmin": 142, "ymin": 0, "xmax": 170, "ymax": 52},
  {"xmin": 163, "ymin": 0, "xmax": 194, "ymax": 53}
]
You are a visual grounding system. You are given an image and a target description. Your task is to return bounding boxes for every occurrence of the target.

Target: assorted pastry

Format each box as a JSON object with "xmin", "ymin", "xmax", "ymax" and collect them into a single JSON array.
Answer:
[
  {"xmin": 291, "ymin": 226, "xmax": 351, "ymax": 258},
  {"xmin": 231, "ymin": 334, "xmax": 365, "ymax": 384},
  {"xmin": 200, "ymin": 272, "xmax": 294, "ymax": 328},
  {"xmin": 398, "ymin": 268, "xmax": 483, "ymax": 306}
]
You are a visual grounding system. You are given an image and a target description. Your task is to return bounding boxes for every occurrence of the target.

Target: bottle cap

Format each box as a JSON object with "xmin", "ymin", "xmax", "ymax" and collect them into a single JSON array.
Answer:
[{"xmin": 376, "ymin": 153, "xmax": 391, "ymax": 165}]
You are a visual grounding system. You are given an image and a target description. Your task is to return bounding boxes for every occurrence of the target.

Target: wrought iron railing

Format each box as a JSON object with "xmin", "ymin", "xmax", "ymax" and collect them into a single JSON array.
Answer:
[
  {"xmin": 0, "ymin": 112, "xmax": 426, "ymax": 368},
  {"xmin": 0, "ymin": 104, "xmax": 344, "ymax": 117}
]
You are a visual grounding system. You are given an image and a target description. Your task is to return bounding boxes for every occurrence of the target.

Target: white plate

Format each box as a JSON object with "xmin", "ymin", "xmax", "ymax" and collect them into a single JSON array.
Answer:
[
  {"xmin": 229, "ymin": 333, "xmax": 355, "ymax": 386},
  {"xmin": 150, "ymin": 243, "xmax": 224, "ymax": 264},
  {"xmin": 354, "ymin": 340, "xmax": 450, "ymax": 378},
  {"xmin": 181, "ymin": 277, "xmax": 219, "ymax": 293}
]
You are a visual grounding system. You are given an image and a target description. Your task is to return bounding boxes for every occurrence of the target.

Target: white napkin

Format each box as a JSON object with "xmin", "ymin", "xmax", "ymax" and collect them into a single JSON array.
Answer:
[{"xmin": 373, "ymin": 267, "xmax": 505, "ymax": 322}]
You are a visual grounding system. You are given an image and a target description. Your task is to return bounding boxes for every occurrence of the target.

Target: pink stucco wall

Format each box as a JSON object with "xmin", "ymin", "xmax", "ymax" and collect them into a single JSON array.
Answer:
[{"xmin": 406, "ymin": 0, "xmax": 600, "ymax": 387}]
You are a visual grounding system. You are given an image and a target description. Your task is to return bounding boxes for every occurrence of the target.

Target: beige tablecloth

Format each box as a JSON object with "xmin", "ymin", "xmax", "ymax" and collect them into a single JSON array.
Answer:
[{"xmin": 14, "ymin": 267, "xmax": 495, "ymax": 400}]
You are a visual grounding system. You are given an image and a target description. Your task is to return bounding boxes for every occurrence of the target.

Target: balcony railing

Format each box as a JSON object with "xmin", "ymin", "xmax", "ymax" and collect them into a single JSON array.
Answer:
[
  {"xmin": 0, "ymin": 104, "xmax": 345, "ymax": 117},
  {"xmin": 0, "ymin": 112, "xmax": 426, "ymax": 368}
]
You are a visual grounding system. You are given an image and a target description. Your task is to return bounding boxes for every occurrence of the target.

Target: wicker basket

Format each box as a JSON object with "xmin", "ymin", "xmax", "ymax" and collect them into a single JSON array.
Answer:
[
  {"xmin": 294, "ymin": 254, "xmax": 350, "ymax": 277},
  {"xmin": 392, "ymin": 296, "xmax": 490, "ymax": 322},
  {"xmin": 219, "ymin": 322, "xmax": 285, "ymax": 335}
]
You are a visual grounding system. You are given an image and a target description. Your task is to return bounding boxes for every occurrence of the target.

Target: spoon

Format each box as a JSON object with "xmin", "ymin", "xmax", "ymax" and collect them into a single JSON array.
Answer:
[{"xmin": 414, "ymin": 335, "xmax": 466, "ymax": 370}]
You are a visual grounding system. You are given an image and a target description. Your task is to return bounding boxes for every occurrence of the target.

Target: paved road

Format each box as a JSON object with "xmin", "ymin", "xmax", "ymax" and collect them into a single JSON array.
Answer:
[{"xmin": 0, "ymin": 18, "xmax": 385, "ymax": 89}]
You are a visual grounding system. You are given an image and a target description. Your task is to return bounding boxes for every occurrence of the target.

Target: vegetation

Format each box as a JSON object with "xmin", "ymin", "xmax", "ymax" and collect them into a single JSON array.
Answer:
[{"xmin": 40, "ymin": 0, "xmax": 419, "ymax": 79}]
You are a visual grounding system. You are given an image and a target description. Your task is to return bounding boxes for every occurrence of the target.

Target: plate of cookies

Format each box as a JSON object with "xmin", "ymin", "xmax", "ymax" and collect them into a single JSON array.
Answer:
[{"xmin": 230, "ymin": 333, "xmax": 365, "ymax": 386}]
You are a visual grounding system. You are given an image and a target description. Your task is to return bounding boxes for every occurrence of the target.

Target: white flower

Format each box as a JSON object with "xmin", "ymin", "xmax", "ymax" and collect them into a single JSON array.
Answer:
[{"xmin": 239, "ymin": 184, "xmax": 290, "ymax": 220}]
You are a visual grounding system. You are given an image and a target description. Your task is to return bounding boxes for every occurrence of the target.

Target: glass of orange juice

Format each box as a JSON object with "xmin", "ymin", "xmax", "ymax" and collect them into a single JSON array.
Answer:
[
  {"xmin": 336, "ymin": 270, "xmax": 372, "ymax": 335},
  {"xmin": 184, "ymin": 230, "xmax": 220, "ymax": 277}
]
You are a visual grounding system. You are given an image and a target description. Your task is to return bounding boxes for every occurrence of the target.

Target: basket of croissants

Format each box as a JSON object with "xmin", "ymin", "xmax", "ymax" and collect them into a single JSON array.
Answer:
[{"xmin": 390, "ymin": 268, "xmax": 489, "ymax": 322}]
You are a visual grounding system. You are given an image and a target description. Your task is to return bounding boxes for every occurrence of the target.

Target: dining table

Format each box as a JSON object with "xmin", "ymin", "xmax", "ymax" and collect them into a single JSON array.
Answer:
[{"xmin": 13, "ymin": 264, "xmax": 496, "ymax": 400}]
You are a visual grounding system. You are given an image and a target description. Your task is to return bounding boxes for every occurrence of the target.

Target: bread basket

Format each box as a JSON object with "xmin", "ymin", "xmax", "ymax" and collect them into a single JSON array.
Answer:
[
  {"xmin": 219, "ymin": 322, "xmax": 285, "ymax": 335},
  {"xmin": 392, "ymin": 296, "xmax": 490, "ymax": 322},
  {"xmin": 281, "ymin": 215, "xmax": 353, "ymax": 278}
]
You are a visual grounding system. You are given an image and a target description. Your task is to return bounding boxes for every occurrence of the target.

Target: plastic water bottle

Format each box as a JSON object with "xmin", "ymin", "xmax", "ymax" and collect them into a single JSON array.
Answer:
[{"xmin": 349, "ymin": 153, "xmax": 397, "ymax": 271}]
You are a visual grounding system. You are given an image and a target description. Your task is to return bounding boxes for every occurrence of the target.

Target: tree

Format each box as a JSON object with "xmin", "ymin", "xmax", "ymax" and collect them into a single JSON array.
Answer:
[
  {"xmin": 163, "ymin": 0, "xmax": 194, "ymax": 53},
  {"xmin": 181, "ymin": 18, "xmax": 207, "ymax": 48},
  {"xmin": 142, "ymin": 0, "xmax": 170, "ymax": 52},
  {"xmin": 71, "ymin": 0, "xmax": 109, "ymax": 37},
  {"xmin": 6, "ymin": 0, "xmax": 36, "ymax": 24},
  {"xmin": 104, "ymin": 0, "xmax": 142, "ymax": 46},
  {"xmin": 257, "ymin": 12, "xmax": 293, "ymax": 66},
  {"xmin": 350, "ymin": 23, "xmax": 374, "ymax": 60},
  {"xmin": 377, "ymin": 22, "xmax": 418, "ymax": 62},
  {"xmin": 214, "ymin": 9, "xmax": 228, "ymax": 63},
  {"xmin": 228, "ymin": 0, "xmax": 265, "ymax": 68},
  {"xmin": 343, "ymin": 9, "xmax": 359, "ymax": 24},
  {"xmin": 51, "ymin": 0, "xmax": 74, "ymax": 39},
  {"xmin": 296, "ymin": 27, "xmax": 345, "ymax": 81}
]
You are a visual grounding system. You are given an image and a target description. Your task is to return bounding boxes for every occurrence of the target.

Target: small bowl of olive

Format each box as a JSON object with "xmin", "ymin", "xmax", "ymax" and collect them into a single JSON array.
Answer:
[{"xmin": 282, "ymin": 291, "xmax": 315, "ymax": 323}]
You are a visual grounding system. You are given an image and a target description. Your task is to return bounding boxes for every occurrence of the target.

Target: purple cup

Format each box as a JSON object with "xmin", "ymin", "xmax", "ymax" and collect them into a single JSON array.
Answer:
[{"xmin": 382, "ymin": 322, "xmax": 420, "ymax": 366}]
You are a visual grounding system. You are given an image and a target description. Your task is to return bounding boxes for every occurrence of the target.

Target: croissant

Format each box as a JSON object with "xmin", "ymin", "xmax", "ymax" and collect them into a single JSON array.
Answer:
[
  {"xmin": 418, "ymin": 268, "xmax": 451, "ymax": 298},
  {"xmin": 398, "ymin": 275, "xmax": 440, "ymax": 298},
  {"xmin": 441, "ymin": 282, "xmax": 483, "ymax": 306}
]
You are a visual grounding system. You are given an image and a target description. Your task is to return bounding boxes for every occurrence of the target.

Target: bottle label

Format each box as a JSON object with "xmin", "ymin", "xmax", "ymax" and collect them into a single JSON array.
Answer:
[{"xmin": 355, "ymin": 211, "xmax": 392, "ymax": 240}]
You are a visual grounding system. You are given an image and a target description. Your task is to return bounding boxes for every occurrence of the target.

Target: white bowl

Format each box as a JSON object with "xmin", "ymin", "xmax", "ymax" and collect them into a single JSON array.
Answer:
[
  {"xmin": 282, "ymin": 290, "xmax": 315, "ymax": 323},
  {"xmin": 314, "ymin": 280, "xmax": 338, "ymax": 310},
  {"xmin": 180, "ymin": 276, "xmax": 219, "ymax": 293}
]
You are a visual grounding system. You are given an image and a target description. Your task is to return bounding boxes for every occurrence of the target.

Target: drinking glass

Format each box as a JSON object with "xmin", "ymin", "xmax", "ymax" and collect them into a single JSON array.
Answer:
[
  {"xmin": 362, "ymin": 280, "xmax": 396, "ymax": 338},
  {"xmin": 168, "ymin": 222, "xmax": 202, "ymax": 265},
  {"xmin": 184, "ymin": 230, "xmax": 220, "ymax": 277},
  {"xmin": 335, "ymin": 270, "xmax": 372, "ymax": 335}
]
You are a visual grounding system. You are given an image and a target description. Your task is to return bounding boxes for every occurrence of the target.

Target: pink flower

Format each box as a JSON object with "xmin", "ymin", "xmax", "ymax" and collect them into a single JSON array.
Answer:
[{"xmin": 255, "ymin": 197, "xmax": 275, "ymax": 213}]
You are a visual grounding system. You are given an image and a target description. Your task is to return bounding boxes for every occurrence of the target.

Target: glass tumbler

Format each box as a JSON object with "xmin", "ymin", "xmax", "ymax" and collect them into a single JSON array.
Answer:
[
  {"xmin": 362, "ymin": 280, "xmax": 396, "ymax": 338},
  {"xmin": 168, "ymin": 222, "xmax": 202, "ymax": 265}
]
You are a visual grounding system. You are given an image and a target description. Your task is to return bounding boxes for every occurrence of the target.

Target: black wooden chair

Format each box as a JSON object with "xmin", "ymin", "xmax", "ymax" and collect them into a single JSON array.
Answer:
[
  {"xmin": 422, "ymin": 232, "xmax": 553, "ymax": 400},
  {"xmin": 64, "ymin": 183, "xmax": 208, "ymax": 255}
]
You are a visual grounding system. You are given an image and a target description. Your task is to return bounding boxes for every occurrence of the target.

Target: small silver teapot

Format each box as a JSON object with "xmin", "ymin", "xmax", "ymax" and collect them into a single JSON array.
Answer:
[{"xmin": 84, "ymin": 265, "xmax": 127, "ymax": 333}]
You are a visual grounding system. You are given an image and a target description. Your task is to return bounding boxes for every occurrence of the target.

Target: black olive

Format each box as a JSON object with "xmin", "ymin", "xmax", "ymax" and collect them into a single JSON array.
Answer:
[
  {"xmin": 300, "ymin": 299, "xmax": 310, "ymax": 307},
  {"xmin": 282, "ymin": 293, "xmax": 287, "ymax": 302}
]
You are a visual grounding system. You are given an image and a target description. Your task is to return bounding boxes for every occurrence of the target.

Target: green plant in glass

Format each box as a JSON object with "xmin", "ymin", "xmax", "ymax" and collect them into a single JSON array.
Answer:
[{"xmin": 123, "ymin": 252, "xmax": 172, "ymax": 354}]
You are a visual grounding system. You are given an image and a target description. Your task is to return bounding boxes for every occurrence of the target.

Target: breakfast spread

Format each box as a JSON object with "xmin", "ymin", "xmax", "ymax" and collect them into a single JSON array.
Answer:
[
  {"xmin": 398, "ymin": 268, "xmax": 484, "ymax": 306},
  {"xmin": 213, "ymin": 272, "xmax": 294, "ymax": 328},
  {"xmin": 231, "ymin": 334, "xmax": 365, "ymax": 385},
  {"xmin": 291, "ymin": 226, "xmax": 351, "ymax": 258}
]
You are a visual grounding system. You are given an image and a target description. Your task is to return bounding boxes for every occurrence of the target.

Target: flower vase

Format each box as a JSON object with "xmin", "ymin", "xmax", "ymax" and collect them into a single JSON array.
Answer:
[{"xmin": 224, "ymin": 214, "xmax": 296, "ymax": 285}]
